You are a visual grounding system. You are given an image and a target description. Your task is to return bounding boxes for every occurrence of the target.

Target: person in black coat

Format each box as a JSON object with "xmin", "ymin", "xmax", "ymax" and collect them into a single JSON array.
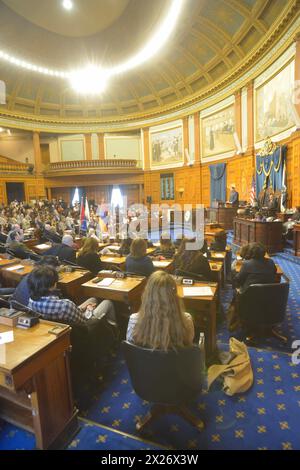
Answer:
[
  {"xmin": 77, "ymin": 237, "xmax": 103, "ymax": 275},
  {"xmin": 6, "ymin": 230, "xmax": 36, "ymax": 260},
  {"xmin": 210, "ymin": 230, "xmax": 227, "ymax": 252},
  {"xmin": 235, "ymin": 242, "xmax": 276, "ymax": 293},
  {"xmin": 43, "ymin": 234, "xmax": 76, "ymax": 264},
  {"xmin": 174, "ymin": 238, "xmax": 212, "ymax": 280},
  {"xmin": 43, "ymin": 224, "xmax": 62, "ymax": 244}
]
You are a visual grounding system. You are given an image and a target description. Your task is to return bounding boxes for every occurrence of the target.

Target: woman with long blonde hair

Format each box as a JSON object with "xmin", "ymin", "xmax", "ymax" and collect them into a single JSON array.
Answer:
[
  {"xmin": 77, "ymin": 236, "xmax": 103, "ymax": 275},
  {"xmin": 126, "ymin": 270, "xmax": 194, "ymax": 351}
]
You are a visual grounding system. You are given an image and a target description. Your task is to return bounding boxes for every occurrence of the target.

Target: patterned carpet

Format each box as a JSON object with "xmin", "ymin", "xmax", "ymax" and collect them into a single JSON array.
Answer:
[{"xmin": 1, "ymin": 243, "xmax": 300, "ymax": 450}]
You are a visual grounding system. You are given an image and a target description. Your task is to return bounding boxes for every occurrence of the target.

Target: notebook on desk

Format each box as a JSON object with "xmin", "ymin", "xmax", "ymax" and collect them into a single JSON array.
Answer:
[{"xmin": 183, "ymin": 286, "xmax": 213, "ymax": 297}]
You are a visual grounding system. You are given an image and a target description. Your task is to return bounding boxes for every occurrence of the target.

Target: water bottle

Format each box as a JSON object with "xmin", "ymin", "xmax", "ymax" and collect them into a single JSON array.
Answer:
[{"xmin": 198, "ymin": 332, "xmax": 207, "ymax": 390}]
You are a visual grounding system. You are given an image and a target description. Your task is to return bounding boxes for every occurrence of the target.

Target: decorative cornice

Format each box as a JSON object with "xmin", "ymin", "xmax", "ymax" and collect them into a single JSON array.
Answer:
[{"xmin": 0, "ymin": 1, "xmax": 299, "ymax": 132}]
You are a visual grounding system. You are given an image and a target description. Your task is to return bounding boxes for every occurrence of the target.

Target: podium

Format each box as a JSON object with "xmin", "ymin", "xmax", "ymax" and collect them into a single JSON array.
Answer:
[{"xmin": 206, "ymin": 205, "xmax": 238, "ymax": 230}]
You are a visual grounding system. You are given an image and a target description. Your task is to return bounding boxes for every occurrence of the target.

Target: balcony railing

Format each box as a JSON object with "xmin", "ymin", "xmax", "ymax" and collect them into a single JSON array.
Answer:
[
  {"xmin": 0, "ymin": 162, "xmax": 33, "ymax": 174},
  {"xmin": 48, "ymin": 159, "xmax": 137, "ymax": 171}
]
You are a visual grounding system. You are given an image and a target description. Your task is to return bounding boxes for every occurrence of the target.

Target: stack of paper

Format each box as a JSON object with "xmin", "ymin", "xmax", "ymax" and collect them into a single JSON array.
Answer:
[
  {"xmin": 6, "ymin": 265, "xmax": 24, "ymax": 272},
  {"xmin": 97, "ymin": 278, "xmax": 114, "ymax": 287}
]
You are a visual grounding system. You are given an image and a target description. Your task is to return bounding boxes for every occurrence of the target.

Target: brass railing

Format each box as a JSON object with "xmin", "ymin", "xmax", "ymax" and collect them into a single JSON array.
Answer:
[{"xmin": 46, "ymin": 159, "xmax": 138, "ymax": 172}]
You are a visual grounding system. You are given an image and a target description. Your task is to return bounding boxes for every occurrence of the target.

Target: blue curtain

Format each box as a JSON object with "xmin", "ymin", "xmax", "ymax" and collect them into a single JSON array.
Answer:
[
  {"xmin": 256, "ymin": 145, "xmax": 287, "ymax": 196},
  {"xmin": 210, "ymin": 163, "xmax": 226, "ymax": 205}
]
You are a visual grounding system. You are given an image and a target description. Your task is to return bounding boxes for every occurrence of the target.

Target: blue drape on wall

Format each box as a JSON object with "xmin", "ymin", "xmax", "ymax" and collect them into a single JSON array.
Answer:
[
  {"xmin": 210, "ymin": 163, "xmax": 226, "ymax": 205},
  {"xmin": 256, "ymin": 145, "xmax": 287, "ymax": 196}
]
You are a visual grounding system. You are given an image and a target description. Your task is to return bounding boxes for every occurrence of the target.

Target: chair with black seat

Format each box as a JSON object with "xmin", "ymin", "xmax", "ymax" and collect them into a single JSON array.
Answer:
[
  {"xmin": 68, "ymin": 317, "xmax": 118, "ymax": 395},
  {"xmin": 237, "ymin": 274, "xmax": 290, "ymax": 344},
  {"xmin": 122, "ymin": 341, "xmax": 205, "ymax": 432},
  {"xmin": 0, "ymin": 233, "xmax": 7, "ymax": 244}
]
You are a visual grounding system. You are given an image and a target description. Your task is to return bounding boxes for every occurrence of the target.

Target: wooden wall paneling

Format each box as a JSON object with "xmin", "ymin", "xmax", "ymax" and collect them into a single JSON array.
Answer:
[
  {"xmin": 201, "ymin": 165, "xmax": 210, "ymax": 207},
  {"xmin": 291, "ymin": 131, "xmax": 300, "ymax": 207},
  {"xmin": 0, "ymin": 182, "xmax": 6, "ymax": 205}
]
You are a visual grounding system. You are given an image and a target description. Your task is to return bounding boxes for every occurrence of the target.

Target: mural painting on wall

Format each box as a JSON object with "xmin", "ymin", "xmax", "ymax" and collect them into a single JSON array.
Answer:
[
  {"xmin": 255, "ymin": 60, "xmax": 295, "ymax": 142},
  {"xmin": 150, "ymin": 126, "xmax": 183, "ymax": 168},
  {"xmin": 201, "ymin": 105, "xmax": 235, "ymax": 158}
]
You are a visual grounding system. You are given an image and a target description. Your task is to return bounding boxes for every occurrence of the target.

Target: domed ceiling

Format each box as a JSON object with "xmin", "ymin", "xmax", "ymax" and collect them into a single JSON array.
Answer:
[{"xmin": 0, "ymin": 0, "xmax": 299, "ymax": 125}]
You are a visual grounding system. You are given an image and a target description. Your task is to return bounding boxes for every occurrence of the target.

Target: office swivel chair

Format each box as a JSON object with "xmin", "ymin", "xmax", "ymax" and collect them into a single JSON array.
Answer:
[
  {"xmin": 122, "ymin": 341, "xmax": 205, "ymax": 432},
  {"xmin": 238, "ymin": 274, "xmax": 290, "ymax": 344}
]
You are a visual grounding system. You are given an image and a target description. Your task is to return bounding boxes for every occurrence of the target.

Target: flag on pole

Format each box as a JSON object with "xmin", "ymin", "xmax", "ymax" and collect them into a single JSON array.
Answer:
[
  {"xmin": 85, "ymin": 197, "xmax": 90, "ymax": 222},
  {"xmin": 250, "ymin": 175, "xmax": 256, "ymax": 206},
  {"xmin": 80, "ymin": 197, "xmax": 87, "ymax": 231},
  {"xmin": 280, "ymin": 161, "xmax": 287, "ymax": 212}
]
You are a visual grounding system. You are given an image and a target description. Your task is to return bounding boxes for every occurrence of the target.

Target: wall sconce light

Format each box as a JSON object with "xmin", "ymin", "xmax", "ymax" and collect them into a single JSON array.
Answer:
[{"xmin": 178, "ymin": 187, "xmax": 184, "ymax": 197}]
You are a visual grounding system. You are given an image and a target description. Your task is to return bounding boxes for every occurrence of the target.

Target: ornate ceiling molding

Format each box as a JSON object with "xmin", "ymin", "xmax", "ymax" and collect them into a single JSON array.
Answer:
[{"xmin": 0, "ymin": 0, "xmax": 299, "ymax": 132}]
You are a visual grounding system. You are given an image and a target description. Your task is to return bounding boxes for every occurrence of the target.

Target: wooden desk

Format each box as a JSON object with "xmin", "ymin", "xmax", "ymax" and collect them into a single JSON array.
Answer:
[
  {"xmin": 0, "ymin": 320, "xmax": 78, "ymax": 449},
  {"xmin": 152, "ymin": 259, "xmax": 174, "ymax": 272},
  {"xmin": 100, "ymin": 255, "xmax": 126, "ymax": 270},
  {"xmin": 1, "ymin": 263, "xmax": 93, "ymax": 301},
  {"xmin": 0, "ymin": 256, "xmax": 20, "ymax": 268},
  {"xmin": 32, "ymin": 242, "xmax": 52, "ymax": 255},
  {"xmin": 82, "ymin": 276, "xmax": 146, "ymax": 313},
  {"xmin": 233, "ymin": 218, "xmax": 283, "ymax": 254},
  {"xmin": 207, "ymin": 207, "xmax": 237, "ymax": 230},
  {"xmin": 58, "ymin": 269, "xmax": 93, "ymax": 303},
  {"xmin": 209, "ymin": 260, "xmax": 224, "ymax": 286},
  {"xmin": 294, "ymin": 224, "xmax": 300, "ymax": 257},
  {"xmin": 177, "ymin": 282, "xmax": 218, "ymax": 363},
  {"xmin": 0, "ymin": 262, "xmax": 34, "ymax": 286},
  {"xmin": 23, "ymin": 238, "xmax": 39, "ymax": 249}
]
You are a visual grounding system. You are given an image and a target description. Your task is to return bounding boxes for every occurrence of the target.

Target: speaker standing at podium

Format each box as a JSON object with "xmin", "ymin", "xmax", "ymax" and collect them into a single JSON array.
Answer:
[{"xmin": 227, "ymin": 184, "xmax": 239, "ymax": 207}]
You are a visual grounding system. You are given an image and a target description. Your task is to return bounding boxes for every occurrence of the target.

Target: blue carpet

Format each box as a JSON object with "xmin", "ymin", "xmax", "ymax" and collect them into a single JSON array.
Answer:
[
  {"xmin": 2, "ymin": 243, "xmax": 300, "ymax": 450},
  {"xmin": 69, "ymin": 419, "xmax": 164, "ymax": 450},
  {"xmin": 83, "ymin": 348, "xmax": 300, "ymax": 450}
]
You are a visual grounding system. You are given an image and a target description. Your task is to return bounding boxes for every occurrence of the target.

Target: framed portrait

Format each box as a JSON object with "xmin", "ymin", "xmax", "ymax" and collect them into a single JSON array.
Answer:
[
  {"xmin": 201, "ymin": 105, "xmax": 235, "ymax": 158},
  {"xmin": 150, "ymin": 125, "xmax": 183, "ymax": 168},
  {"xmin": 255, "ymin": 60, "xmax": 295, "ymax": 142}
]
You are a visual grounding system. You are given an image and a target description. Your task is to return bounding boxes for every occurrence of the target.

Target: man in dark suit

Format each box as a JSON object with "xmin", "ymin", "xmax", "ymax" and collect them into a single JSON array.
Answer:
[
  {"xmin": 228, "ymin": 184, "xmax": 239, "ymax": 207},
  {"xmin": 43, "ymin": 234, "xmax": 76, "ymax": 264},
  {"xmin": 6, "ymin": 230, "xmax": 38, "ymax": 260},
  {"xmin": 43, "ymin": 224, "xmax": 62, "ymax": 244}
]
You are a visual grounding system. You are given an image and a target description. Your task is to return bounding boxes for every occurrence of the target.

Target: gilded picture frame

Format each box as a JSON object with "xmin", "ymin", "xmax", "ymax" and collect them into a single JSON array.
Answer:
[
  {"xmin": 201, "ymin": 105, "xmax": 235, "ymax": 158},
  {"xmin": 255, "ymin": 59, "xmax": 295, "ymax": 143},
  {"xmin": 150, "ymin": 125, "xmax": 183, "ymax": 168}
]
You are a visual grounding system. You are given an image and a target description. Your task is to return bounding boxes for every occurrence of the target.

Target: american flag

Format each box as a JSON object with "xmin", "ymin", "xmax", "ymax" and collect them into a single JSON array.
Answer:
[{"xmin": 250, "ymin": 175, "xmax": 256, "ymax": 206}]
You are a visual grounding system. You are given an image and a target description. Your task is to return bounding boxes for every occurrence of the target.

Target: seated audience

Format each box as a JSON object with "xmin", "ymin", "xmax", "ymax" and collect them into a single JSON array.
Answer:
[
  {"xmin": 6, "ymin": 230, "xmax": 36, "ymax": 259},
  {"xmin": 44, "ymin": 234, "xmax": 77, "ymax": 264},
  {"xmin": 154, "ymin": 235, "xmax": 175, "ymax": 258},
  {"xmin": 87, "ymin": 228, "xmax": 100, "ymax": 242},
  {"xmin": 11, "ymin": 255, "xmax": 60, "ymax": 307},
  {"xmin": 234, "ymin": 242, "xmax": 276, "ymax": 293},
  {"xmin": 77, "ymin": 237, "xmax": 103, "ymax": 275},
  {"xmin": 43, "ymin": 224, "xmax": 62, "ymax": 243},
  {"xmin": 125, "ymin": 237, "xmax": 154, "ymax": 277},
  {"xmin": 126, "ymin": 270, "xmax": 194, "ymax": 350},
  {"xmin": 174, "ymin": 237, "xmax": 212, "ymax": 280},
  {"xmin": 119, "ymin": 237, "xmax": 132, "ymax": 256},
  {"xmin": 6, "ymin": 224, "xmax": 24, "ymax": 244},
  {"xmin": 210, "ymin": 230, "xmax": 227, "ymax": 252},
  {"xmin": 28, "ymin": 265, "xmax": 116, "ymax": 325}
]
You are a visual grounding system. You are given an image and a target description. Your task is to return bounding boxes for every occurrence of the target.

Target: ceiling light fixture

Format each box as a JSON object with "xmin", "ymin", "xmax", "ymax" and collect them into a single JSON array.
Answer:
[
  {"xmin": 0, "ymin": 0, "xmax": 184, "ymax": 95},
  {"xmin": 62, "ymin": 0, "xmax": 73, "ymax": 11},
  {"xmin": 70, "ymin": 65, "xmax": 109, "ymax": 94}
]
